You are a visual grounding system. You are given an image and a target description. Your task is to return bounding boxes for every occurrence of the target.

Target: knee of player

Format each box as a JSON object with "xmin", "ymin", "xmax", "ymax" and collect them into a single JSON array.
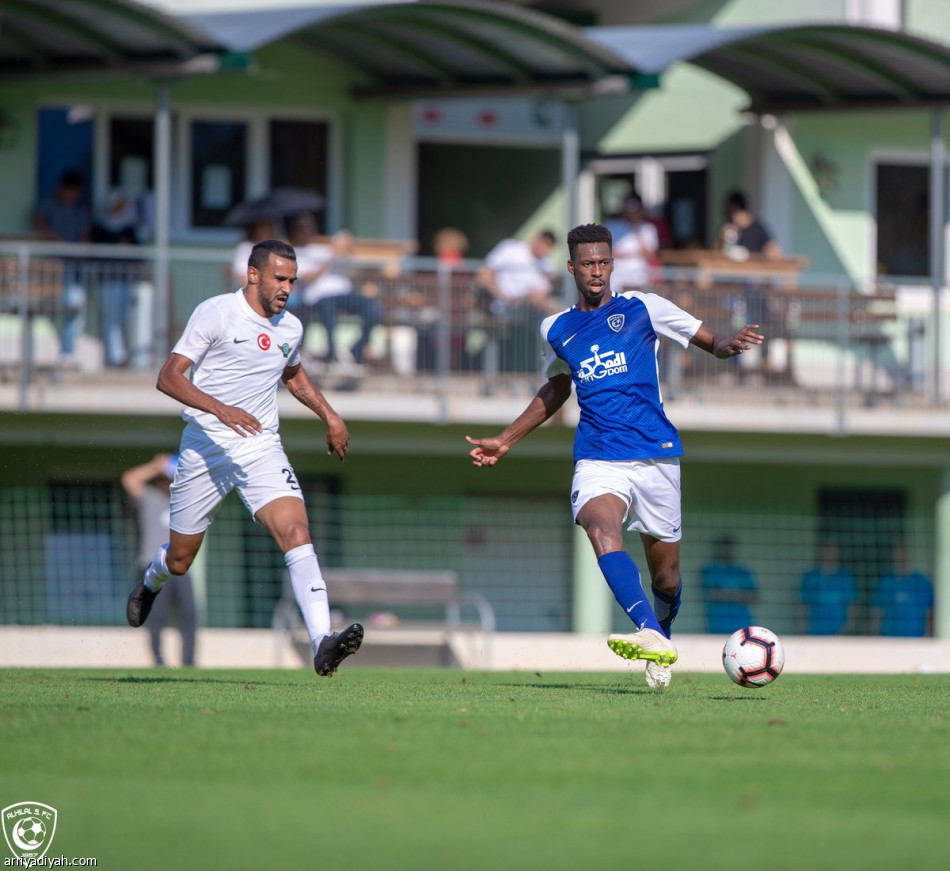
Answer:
[
  {"xmin": 166, "ymin": 552, "xmax": 194, "ymax": 575},
  {"xmin": 280, "ymin": 522, "xmax": 312, "ymax": 551},
  {"xmin": 583, "ymin": 523, "xmax": 623, "ymax": 556},
  {"xmin": 651, "ymin": 567, "xmax": 681, "ymax": 595}
]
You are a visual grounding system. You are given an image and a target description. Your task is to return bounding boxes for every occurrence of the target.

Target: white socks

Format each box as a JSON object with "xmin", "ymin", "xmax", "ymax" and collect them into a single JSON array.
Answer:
[
  {"xmin": 143, "ymin": 544, "xmax": 171, "ymax": 592},
  {"xmin": 285, "ymin": 544, "xmax": 331, "ymax": 655}
]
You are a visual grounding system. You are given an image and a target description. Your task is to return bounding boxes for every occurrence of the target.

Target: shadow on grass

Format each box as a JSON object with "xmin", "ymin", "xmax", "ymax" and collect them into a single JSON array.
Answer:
[
  {"xmin": 493, "ymin": 681, "xmax": 657, "ymax": 696},
  {"xmin": 493, "ymin": 681, "xmax": 773, "ymax": 701},
  {"xmin": 81, "ymin": 675, "xmax": 312, "ymax": 688}
]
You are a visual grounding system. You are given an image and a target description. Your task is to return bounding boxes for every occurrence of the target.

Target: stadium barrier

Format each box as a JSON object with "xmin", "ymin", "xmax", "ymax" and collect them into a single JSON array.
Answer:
[
  {"xmin": 2, "ymin": 626, "xmax": 948, "ymax": 673},
  {"xmin": 0, "ymin": 240, "xmax": 947, "ymax": 415}
]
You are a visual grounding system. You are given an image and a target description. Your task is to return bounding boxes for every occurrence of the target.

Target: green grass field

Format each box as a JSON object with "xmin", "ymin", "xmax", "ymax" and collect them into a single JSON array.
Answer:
[{"xmin": 2, "ymin": 668, "xmax": 949, "ymax": 870}]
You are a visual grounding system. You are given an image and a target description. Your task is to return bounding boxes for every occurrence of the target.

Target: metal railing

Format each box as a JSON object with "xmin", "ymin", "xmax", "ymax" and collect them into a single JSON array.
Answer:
[{"xmin": 1, "ymin": 240, "xmax": 947, "ymax": 422}]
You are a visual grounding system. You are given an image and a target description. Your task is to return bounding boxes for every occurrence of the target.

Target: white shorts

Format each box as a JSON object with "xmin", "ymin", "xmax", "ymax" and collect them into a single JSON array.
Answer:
[
  {"xmin": 570, "ymin": 458, "xmax": 682, "ymax": 542},
  {"xmin": 169, "ymin": 431, "xmax": 304, "ymax": 535}
]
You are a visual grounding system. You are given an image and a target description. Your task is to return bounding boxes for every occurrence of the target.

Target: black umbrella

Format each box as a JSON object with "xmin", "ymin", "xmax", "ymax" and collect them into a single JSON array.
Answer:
[{"xmin": 223, "ymin": 187, "xmax": 325, "ymax": 227}]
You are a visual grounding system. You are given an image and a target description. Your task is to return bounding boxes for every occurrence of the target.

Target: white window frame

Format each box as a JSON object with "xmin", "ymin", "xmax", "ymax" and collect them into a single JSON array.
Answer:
[
  {"xmin": 85, "ymin": 101, "xmax": 339, "ymax": 245},
  {"xmin": 579, "ymin": 153, "xmax": 709, "ymax": 225}
]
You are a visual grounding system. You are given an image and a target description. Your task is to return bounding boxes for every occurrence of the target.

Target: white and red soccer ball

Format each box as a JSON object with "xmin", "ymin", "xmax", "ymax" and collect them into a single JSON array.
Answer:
[{"xmin": 722, "ymin": 626, "xmax": 785, "ymax": 687}]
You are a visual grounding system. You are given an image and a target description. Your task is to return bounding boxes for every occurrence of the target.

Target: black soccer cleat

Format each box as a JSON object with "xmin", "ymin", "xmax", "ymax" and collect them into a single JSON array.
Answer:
[
  {"xmin": 313, "ymin": 623, "xmax": 364, "ymax": 676},
  {"xmin": 126, "ymin": 582, "xmax": 159, "ymax": 627}
]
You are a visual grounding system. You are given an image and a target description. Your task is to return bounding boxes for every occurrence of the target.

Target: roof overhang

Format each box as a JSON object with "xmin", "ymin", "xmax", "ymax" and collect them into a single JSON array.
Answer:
[
  {"xmin": 184, "ymin": 1, "xmax": 641, "ymax": 100},
  {"xmin": 586, "ymin": 23, "xmax": 950, "ymax": 113},
  {"xmin": 0, "ymin": 0, "xmax": 225, "ymax": 82}
]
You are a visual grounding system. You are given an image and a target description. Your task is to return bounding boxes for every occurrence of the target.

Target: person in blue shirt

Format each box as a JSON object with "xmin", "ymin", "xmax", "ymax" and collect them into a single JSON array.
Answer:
[
  {"xmin": 700, "ymin": 534, "xmax": 758, "ymax": 634},
  {"xmin": 466, "ymin": 223, "xmax": 763, "ymax": 688},
  {"xmin": 799, "ymin": 539, "xmax": 858, "ymax": 635},
  {"xmin": 872, "ymin": 543, "xmax": 934, "ymax": 637}
]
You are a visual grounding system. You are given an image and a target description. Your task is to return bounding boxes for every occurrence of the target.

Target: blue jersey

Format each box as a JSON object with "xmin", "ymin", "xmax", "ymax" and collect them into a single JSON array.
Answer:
[
  {"xmin": 541, "ymin": 291, "xmax": 701, "ymax": 463},
  {"xmin": 800, "ymin": 567, "xmax": 859, "ymax": 635},
  {"xmin": 872, "ymin": 571, "xmax": 934, "ymax": 637}
]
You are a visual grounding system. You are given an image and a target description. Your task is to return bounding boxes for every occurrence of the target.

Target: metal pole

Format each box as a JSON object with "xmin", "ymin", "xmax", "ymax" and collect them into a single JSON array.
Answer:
[
  {"xmin": 17, "ymin": 246, "xmax": 30, "ymax": 411},
  {"xmin": 436, "ymin": 262, "xmax": 451, "ymax": 423},
  {"xmin": 835, "ymin": 278, "xmax": 849, "ymax": 437},
  {"xmin": 930, "ymin": 108, "xmax": 945, "ymax": 406},
  {"xmin": 153, "ymin": 82, "xmax": 172, "ymax": 364},
  {"xmin": 560, "ymin": 102, "xmax": 580, "ymax": 304}
]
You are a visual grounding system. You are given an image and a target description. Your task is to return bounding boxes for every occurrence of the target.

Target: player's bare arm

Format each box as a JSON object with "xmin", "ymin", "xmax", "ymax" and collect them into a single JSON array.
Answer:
[
  {"xmin": 467, "ymin": 373, "xmax": 572, "ymax": 466},
  {"xmin": 690, "ymin": 323, "xmax": 764, "ymax": 359},
  {"xmin": 157, "ymin": 352, "xmax": 263, "ymax": 437},
  {"xmin": 282, "ymin": 363, "xmax": 349, "ymax": 461}
]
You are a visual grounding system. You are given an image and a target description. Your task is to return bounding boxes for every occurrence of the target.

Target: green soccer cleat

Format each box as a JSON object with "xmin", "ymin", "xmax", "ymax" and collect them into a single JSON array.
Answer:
[{"xmin": 607, "ymin": 628, "xmax": 678, "ymax": 667}]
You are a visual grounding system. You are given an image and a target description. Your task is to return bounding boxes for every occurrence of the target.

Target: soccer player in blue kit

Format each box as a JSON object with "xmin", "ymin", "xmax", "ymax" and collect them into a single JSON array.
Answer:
[{"xmin": 467, "ymin": 224, "xmax": 763, "ymax": 687}]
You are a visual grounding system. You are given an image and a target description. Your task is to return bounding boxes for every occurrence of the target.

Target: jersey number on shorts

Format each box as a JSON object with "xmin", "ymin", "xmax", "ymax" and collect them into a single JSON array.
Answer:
[{"xmin": 282, "ymin": 468, "xmax": 300, "ymax": 491}]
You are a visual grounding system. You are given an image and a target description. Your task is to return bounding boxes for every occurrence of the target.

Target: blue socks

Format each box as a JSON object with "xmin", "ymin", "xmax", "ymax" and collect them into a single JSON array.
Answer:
[
  {"xmin": 652, "ymin": 581, "xmax": 682, "ymax": 639},
  {"xmin": 597, "ymin": 551, "xmax": 663, "ymax": 635}
]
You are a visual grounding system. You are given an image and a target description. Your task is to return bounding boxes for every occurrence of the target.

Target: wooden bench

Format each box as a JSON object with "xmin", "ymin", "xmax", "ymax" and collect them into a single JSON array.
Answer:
[
  {"xmin": 272, "ymin": 569, "xmax": 496, "ymax": 668},
  {"xmin": 654, "ymin": 279, "xmax": 902, "ymax": 396}
]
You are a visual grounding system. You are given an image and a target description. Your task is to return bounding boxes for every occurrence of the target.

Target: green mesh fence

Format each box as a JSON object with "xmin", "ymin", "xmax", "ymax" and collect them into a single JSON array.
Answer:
[{"xmin": 0, "ymin": 485, "xmax": 935, "ymax": 636}]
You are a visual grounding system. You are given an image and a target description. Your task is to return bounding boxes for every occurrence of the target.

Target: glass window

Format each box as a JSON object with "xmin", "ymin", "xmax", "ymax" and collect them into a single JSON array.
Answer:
[
  {"xmin": 269, "ymin": 119, "xmax": 328, "ymax": 229},
  {"xmin": 190, "ymin": 120, "xmax": 247, "ymax": 228},
  {"xmin": 35, "ymin": 106, "xmax": 94, "ymax": 204},
  {"xmin": 876, "ymin": 163, "xmax": 929, "ymax": 277},
  {"xmin": 109, "ymin": 117, "xmax": 153, "ymax": 198}
]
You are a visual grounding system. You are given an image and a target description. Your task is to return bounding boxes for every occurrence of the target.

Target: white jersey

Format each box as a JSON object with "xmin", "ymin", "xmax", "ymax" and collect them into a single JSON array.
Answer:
[
  {"xmin": 295, "ymin": 242, "xmax": 352, "ymax": 304},
  {"xmin": 172, "ymin": 289, "xmax": 302, "ymax": 447},
  {"xmin": 484, "ymin": 238, "xmax": 553, "ymax": 301}
]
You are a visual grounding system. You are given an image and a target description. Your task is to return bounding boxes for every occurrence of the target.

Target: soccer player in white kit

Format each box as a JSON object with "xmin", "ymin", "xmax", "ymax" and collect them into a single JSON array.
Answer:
[
  {"xmin": 467, "ymin": 224, "xmax": 763, "ymax": 688},
  {"xmin": 126, "ymin": 239, "xmax": 363, "ymax": 676}
]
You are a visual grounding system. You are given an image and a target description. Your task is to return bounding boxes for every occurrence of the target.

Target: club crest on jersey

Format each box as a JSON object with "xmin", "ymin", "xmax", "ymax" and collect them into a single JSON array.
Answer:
[
  {"xmin": 607, "ymin": 313, "xmax": 625, "ymax": 333},
  {"xmin": 278, "ymin": 342, "xmax": 292, "ymax": 358},
  {"xmin": 577, "ymin": 344, "xmax": 627, "ymax": 382},
  {"xmin": 257, "ymin": 334, "xmax": 271, "ymax": 351}
]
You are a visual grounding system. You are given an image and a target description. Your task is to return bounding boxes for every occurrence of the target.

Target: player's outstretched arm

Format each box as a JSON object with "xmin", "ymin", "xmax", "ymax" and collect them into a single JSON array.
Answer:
[
  {"xmin": 467, "ymin": 374, "xmax": 572, "ymax": 467},
  {"xmin": 282, "ymin": 364, "xmax": 349, "ymax": 461},
  {"xmin": 157, "ymin": 353, "xmax": 263, "ymax": 437},
  {"xmin": 690, "ymin": 323, "xmax": 764, "ymax": 359}
]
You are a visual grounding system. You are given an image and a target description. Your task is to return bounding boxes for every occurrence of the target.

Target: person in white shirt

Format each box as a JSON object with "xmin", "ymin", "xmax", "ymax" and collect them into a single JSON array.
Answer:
[
  {"xmin": 604, "ymin": 194, "xmax": 659, "ymax": 290},
  {"xmin": 126, "ymin": 239, "xmax": 363, "ymax": 676},
  {"xmin": 287, "ymin": 216, "xmax": 383, "ymax": 368},
  {"xmin": 477, "ymin": 230, "xmax": 559, "ymax": 373},
  {"xmin": 478, "ymin": 231, "xmax": 559, "ymax": 316}
]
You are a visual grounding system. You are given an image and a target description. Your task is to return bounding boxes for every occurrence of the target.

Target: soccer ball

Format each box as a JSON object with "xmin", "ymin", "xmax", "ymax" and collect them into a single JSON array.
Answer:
[
  {"xmin": 14, "ymin": 817, "xmax": 46, "ymax": 849},
  {"xmin": 722, "ymin": 626, "xmax": 785, "ymax": 687}
]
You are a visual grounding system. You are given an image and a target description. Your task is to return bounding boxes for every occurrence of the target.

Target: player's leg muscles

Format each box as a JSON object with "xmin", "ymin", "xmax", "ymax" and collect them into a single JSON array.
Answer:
[
  {"xmin": 641, "ymin": 534, "xmax": 682, "ymax": 637},
  {"xmin": 166, "ymin": 530, "xmax": 205, "ymax": 576},
  {"xmin": 641, "ymin": 535, "xmax": 680, "ymax": 596},
  {"xmin": 255, "ymin": 496, "xmax": 311, "ymax": 552},
  {"xmin": 576, "ymin": 493, "xmax": 627, "ymax": 557},
  {"xmin": 257, "ymin": 497, "xmax": 331, "ymax": 656},
  {"xmin": 579, "ymin": 495, "xmax": 662, "ymax": 633}
]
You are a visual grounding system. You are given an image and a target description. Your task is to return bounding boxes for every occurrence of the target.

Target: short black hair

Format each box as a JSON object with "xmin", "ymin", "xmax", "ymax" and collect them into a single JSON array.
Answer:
[
  {"xmin": 726, "ymin": 190, "xmax": 748, "ymax": 211},
  {"xmin": 248, "ymin": 239, "xmax": 297, "ymax": 273},
  {"xmin": 60, "ymin": 170, "xmax": 83, "ymax": 188},
  {"xmin": 538, "ymin": 230, "xmax": 557, "ymax": 244},
  {"xmin": 567, "ymin": 223, "xmax": 612, "ymax": 259}
]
